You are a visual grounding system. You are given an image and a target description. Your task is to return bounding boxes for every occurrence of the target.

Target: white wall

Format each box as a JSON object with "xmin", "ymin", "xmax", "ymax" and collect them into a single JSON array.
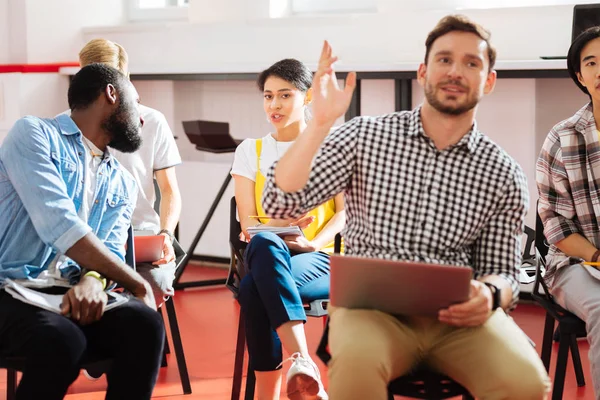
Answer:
[
  {"xmin": 84, "ymin": 3, "xmax": 578, "ymax": 74},
  {"xmin": 23, "ymin": 0, "xmax": 125, "ymax": 64},
  {"xmin": 0, "ymin": 0, "xmax": 9, "ymax": 64}
]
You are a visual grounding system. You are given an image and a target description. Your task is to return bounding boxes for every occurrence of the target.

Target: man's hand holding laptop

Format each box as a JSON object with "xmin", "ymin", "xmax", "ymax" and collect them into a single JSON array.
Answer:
[
  {"xmin": 438, "ymin": 280, "xmax": 493, "ymax": 327},
  {"xmin": 439, "ymin": 275, "xmax": 511, "ymax": 327}
]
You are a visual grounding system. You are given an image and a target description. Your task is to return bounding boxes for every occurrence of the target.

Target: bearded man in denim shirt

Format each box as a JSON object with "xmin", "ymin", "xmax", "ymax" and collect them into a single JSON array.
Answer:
[{"xmin": 0, "ymin": 64, "xmax": 164, "ymax": 400}]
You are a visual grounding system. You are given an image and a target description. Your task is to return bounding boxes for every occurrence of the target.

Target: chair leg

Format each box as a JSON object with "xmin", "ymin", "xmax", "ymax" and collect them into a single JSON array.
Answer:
[
  {"xmin": 7, "ymin": 368, "xmax": 17, "ymax": 400},
  {"xmin": 244, "ymin": 363, "xmax": 256, "ymax": 400},
  {"xmin": 165, "ymin": 298, "xmax": 192, "ymax": 394},
  {"xmin": 159, "ymin": 307, "xmax": 169, "ymax": 367},
  {"xmin": 569, "ymin": 333, "xmax": 586, "ymax": 387},
  {"xmin": 552, "ymin": 334, "xmax": 571, "ymax": 400},
  {"xmin": 541, "ymin": 313, "xmax": 555, "ymax": 372},
  {"xmin": 159, "ymin": 307, "xmax": 171, "ymax": 354},
  {"xmin": 231, "ymin": 312, "xmax": 246, "ymax": 400}
]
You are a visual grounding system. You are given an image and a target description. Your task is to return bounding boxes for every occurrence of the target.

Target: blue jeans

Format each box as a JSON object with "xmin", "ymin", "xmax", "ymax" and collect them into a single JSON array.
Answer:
[{"xmin": 238, "ymin": 232, "xmax": 330, "ymax": 371}]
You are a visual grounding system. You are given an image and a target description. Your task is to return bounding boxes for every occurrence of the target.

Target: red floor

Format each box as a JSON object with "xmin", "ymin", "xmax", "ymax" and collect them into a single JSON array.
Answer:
[{"xmin": 0, "ymin": 265, "xmax": 595, "ymax": 399}]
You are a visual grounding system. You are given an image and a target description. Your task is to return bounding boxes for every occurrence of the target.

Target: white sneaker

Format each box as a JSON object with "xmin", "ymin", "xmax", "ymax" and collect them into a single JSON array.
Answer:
[{"xmin": 280, "ymin": 352, "xmax": 328, "ymax": 400}]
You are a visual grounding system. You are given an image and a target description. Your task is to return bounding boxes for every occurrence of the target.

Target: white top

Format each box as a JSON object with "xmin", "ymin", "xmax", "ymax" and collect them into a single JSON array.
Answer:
[
  {"xmin": 111, "ymin": 105, "xmax": 182, "ymax": 233},
  {"xmin": 60, "ymin": 105, "xmax": 182, "ymax": 234},
  {"xmin": 79, "ymin": 135, "xmax": 104, "ymax": 222},
  {"xmin": 231, "ymin": 133, "xmax": 294, "ymax": 182}
]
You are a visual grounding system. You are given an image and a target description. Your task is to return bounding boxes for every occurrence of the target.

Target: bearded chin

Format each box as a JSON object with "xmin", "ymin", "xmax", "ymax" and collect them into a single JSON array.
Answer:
[
  {"xmin": 103, "ymin": 110, "xmax": 143, "ymax": 153},
  {"xmin": 424, "ymin": 83, "xmax": 478, "ymax": 116}
]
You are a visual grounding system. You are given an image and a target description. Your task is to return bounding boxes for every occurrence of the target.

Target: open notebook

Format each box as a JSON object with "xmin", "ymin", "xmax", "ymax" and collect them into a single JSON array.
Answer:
[
  {"xmin": 246, "ymin": 225, "xmax": 304, "ymax": 240},
  {"xmin": 3, "ymin": 279, "xmax": 129, "ymax": 314}
]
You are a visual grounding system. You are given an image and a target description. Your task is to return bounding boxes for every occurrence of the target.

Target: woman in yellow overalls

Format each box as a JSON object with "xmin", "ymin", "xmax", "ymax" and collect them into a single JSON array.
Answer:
[{"xmin": 231, "ymin": 59, "xmax": 345, "ymax": 400}]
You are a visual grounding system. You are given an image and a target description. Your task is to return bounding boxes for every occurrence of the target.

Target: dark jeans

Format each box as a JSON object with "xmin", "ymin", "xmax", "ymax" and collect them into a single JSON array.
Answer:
[
  {"xmin": 238, "ymin": 232, "xmax": 330, "ymax": 371},
  {"xmin": 0, "ymin": 290, "xmax": 165, "ymax": 400}
]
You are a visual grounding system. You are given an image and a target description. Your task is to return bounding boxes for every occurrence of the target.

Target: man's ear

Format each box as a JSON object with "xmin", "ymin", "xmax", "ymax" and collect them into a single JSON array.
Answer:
[
  {"xmin": 105, "ymin": 84, "xmax": 118, "ymax": 105},
  {"xmin": 483, "ymin": 69, "xmax": 497, "ymax": 95},
  {"xmin": 417, "ymin": 63, "xmax": 427, "ymax": 88},
  {"xmin": 577, "ymin": 71, "xmax": 587, "ymax": 90}
]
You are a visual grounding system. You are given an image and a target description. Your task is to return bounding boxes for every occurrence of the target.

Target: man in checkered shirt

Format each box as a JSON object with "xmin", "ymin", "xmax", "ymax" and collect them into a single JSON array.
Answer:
[
  {"xmin": 537, "ymin": 27, "xmax": 600, "ymax": 397},
  {"xmin": 262, "ymin": 15, "xmax": 550, "ymax": 400}
]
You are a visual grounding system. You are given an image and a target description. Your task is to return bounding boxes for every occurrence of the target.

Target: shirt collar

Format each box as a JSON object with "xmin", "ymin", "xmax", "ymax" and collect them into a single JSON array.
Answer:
[
  {"xmin": 571, "ymin": 102, "xmax": 597, "ymax": 136},
  {"xmin": 56, "ymin": 114, "xmax": 117, "ymax": 167},
  {"xmin": 411, "ymin": 106, "xmax": 482, "ymax": 155}
]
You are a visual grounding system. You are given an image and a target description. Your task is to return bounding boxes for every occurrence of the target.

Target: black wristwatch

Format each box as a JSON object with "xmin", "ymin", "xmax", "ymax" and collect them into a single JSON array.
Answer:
[
  {"xmin": 484, "ymin": 282, "xmax": 502, "ymax": 310},
  {"xmin": 158, "ymin": 229, "xmax": 175, "ymax": 242}
]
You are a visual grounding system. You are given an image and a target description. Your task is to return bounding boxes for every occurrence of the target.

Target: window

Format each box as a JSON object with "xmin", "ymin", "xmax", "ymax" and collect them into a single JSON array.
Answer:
[
  {"xmin": 127, "ymin": 0, "xmax": 189, "ymax": 22},
  {"xmin": 454, "ymin": 0, "xmax": 599, "ymax": 9},
  {"xmin": 290, "ymin": 0, "xmax": 376, "ymax": 15}
]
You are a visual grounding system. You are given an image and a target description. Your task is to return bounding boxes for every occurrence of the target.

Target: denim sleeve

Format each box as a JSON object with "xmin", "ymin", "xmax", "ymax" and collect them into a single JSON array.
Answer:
[{"xmin": 0, "ymin": 117, "xmax": 91, "ymax": 253}]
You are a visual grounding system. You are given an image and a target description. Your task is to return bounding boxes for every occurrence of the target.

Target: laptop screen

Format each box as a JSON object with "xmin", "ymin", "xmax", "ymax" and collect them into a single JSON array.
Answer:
[{"xmin": 573, "ymin": 4, "xmax": 600, "ymax": 43}]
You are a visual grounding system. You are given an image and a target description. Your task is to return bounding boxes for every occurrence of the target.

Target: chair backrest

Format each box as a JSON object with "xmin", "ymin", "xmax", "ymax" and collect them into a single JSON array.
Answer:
[
  {"xmin": 227, "ymin": 196, "xmax": 248, "ymax": 295},
  {"xmin": 125, "ymin": 225, "xmax": 135, "ymax": 269},
  {"xmin": 531, "ymin": 205, "xmax": 571, "ymax": 320},
  {"xmin": 522, "ymin": 225, "xmax": 536, "ymax": 263},
  {"xmin": 229, "ymin": 196, "xmax": 247, "ymax": 267},
  {"xmin": 534, "ymin": 207, "xmax": 550, "ymax": 261}
]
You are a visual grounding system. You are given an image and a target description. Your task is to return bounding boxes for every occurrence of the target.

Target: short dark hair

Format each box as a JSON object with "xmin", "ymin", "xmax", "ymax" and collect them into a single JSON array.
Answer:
[
  {"xmin": 257, "ymin": 58, "xmax": 312, "ymax": 92},
  {"xmin": 568, "ymin": 26, "xmax": 600, "ymax": 97},
  {"xmin": 68, "ymin": 63, "xmax": 128, "ymax": 111},
  {"xmin": 425, "ymin": 15, "xmax": 497, "ymax": 71}
]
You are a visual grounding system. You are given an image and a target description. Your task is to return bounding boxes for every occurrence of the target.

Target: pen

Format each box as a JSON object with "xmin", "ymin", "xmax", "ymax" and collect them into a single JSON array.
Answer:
[{"xmin": 583, "ymin": 262, "xmax": 600, "ymax": 267}]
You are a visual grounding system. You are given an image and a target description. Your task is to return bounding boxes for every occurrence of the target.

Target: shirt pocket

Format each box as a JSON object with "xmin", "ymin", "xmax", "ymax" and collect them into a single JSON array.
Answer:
[
  {"xmin": 50, "ymin": 151, "xmax": 78, "ymax": 189},
  {"xmin": 96, "ymin": 191, "xmax": 133, "ymax": 241}
]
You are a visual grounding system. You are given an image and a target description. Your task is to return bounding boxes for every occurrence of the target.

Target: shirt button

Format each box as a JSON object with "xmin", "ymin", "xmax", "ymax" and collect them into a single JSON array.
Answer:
[
  {"xmin": 78, "ymin": 152, "xmax": 83, "ymax": 156},
  {"xmin": 95, "ymin": 200, "xmax": 99, "ymax": 204},
  {"xmin": 99, "ymin": 172, "xmax": 103, "ymax": 175}
]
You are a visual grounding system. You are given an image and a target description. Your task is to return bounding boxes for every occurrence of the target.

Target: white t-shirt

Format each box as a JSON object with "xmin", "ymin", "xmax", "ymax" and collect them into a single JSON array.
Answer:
[
  {"xmin": 111, "ymin": 105, "xmax": 182, "ymax": 233},
  {"xmin": 231, "ymin": 133, "xmax": 294, "ymax": 182},
  {"xmin": 79, "ymin": 135, "xmax": 104, "ymax": 222},
  {"xmin": 60, "ymin": 105, "xmax": 182, "ymax": 234}
]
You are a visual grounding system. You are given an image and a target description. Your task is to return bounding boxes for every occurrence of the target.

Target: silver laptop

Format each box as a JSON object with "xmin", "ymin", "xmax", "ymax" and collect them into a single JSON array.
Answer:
[{"xmin": 329, "ymin": 255, "xmax": 473, "ymax": 317}]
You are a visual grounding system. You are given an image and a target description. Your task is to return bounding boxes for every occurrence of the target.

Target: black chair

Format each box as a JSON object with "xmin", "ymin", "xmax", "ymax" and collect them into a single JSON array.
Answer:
[
  {"xmin": 531, "ymin": 208, "xmax": 586, "ymax": 400},
  {"xmin": 152, "ymin": 180, "xmax": 192, "ymax": 394},
  {"xmin": 159, "ymin": 242, "xmax": 192, "ymax": 394},
  {"xmin": 228, "ymin": 196, "xmax": 330, "ymax": 400}
]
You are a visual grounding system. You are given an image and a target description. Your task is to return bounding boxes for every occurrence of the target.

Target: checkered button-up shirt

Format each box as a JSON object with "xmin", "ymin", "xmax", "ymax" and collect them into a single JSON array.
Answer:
[
  {"xmin": 263, "ymin": 107, "xmax": 529, "ymax": 307},
  {"xmin": 537, "ymin": 102, "xmax": 600, "ymax": 283}
]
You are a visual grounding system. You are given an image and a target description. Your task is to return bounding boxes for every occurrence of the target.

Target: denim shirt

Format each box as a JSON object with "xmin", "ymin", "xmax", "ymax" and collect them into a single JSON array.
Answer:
[{"xmin": 0, "ymin": 114, "xmax": 138, "ymax": 283}]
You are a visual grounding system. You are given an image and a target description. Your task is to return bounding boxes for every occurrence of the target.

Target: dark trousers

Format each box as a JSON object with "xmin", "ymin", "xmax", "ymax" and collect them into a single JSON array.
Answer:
[
  {"xmin": 0, "ymin": 290, "xmax": 165, "ymax": 400},
  {"xmin": 238, "ymin": 232, "xmax": 330, "ymax": 371}
]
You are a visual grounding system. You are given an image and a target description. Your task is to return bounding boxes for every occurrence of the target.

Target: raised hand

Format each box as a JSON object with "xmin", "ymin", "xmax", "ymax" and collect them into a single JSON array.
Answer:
[{"xmin": 311, "ymin": 40, "xmax": 357, "ymax": 128}]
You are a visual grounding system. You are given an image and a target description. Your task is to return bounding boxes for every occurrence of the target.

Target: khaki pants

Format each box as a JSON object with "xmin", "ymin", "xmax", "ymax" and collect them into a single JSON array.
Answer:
[{"xmin": 328, "ymin": 307, "xmax": 551, "ymax": 400}]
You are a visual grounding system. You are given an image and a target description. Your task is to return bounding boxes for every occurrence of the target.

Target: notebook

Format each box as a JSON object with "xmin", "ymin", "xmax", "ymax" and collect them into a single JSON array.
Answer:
[
  {"xmin": 245, "ymin": 225, "xmax": 304, "ymax": 240},
  {"xmin": 3, "ymin": 279, "xmax": 129, "ymax": 315}
]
